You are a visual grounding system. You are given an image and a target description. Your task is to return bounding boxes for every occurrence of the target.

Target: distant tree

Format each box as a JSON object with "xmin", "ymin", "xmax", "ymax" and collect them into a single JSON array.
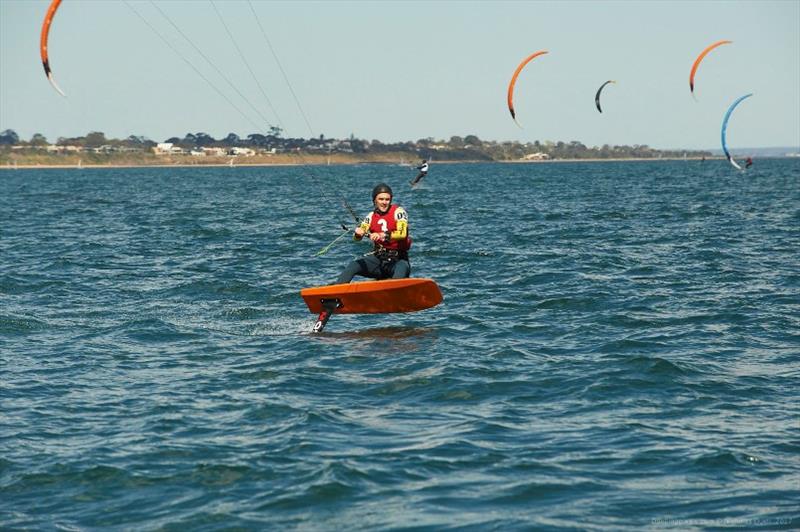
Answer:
[
  {"xmin": 165, "ymin": 137, "xmax": 181, "ymax": 144},
  {"xmin": 0, "ymin": 129, "xmax": 20, "ymax": 145},
  {"xmin": 350, "ymin": 139, "xmax": 368, "ymax": 153},
  {"xmin": 463, "ymin": 134, "xmax": 481, "ymax": 146},
  {"xmin": 565, "ymin": 140, "xmax": 587, "ymax": 158},
  {"xmin": 84, "ymin": 131, "xmax": 107, "ymax": 147},
  {"xmin": 448, "ymin": 136, "xmax": 464, "ymax": 148},
  {"xmin": 57, "ymin": 135, "xmax": 85, "ymax": 146},
  {"xmin": 283, "ymin": 137, "xmax": 303, "ymax": 150},
  {"xmin": 268, "ymin": 126, "xmax": 283, "ymax": 138},
  {"xmin": 194, "ymin": 132, "xmax": 216, "ymax": 146},
  {"xmin": 30, "ymin": 133, "xmax": 49, "ymax": 146},
  {"xmin": 122, "ymin": 135, "xmax": 154, "ymax": 150},
  {"xmin": 265, "ymin": 131, "xmax": 284, "ymax": 145},
  {"xmin": 124, "ymin": 135, "xmax": 147, "ymax": 146},
  {"xmin": 222, "ymin": 133, "xmax": 240, "ymax": 146},
  {"xmin": 246, "ymin": 133, "xmax": 267, "ymax": 147}
]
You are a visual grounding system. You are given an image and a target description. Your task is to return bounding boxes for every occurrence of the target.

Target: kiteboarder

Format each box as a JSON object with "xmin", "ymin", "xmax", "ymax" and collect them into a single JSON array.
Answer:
[
  {"xmin": 336, "ymin": 183, "xmax": 411, "ymax": 284},
  {"xmin": 745, "ymin": 157, "xmax": 753, "ymax": 169},
  {"xmin": 411, "ymin": 159, "xmax": 429, "ymax": 186}
]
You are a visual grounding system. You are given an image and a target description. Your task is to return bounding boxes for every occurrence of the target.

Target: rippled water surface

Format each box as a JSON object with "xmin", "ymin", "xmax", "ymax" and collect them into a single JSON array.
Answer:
[{"xmin": 2, "ymin": 160, "xmax": 799, "ymax": 530}]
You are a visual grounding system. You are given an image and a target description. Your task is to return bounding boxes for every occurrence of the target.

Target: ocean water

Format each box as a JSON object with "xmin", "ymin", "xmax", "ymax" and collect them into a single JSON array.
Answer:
[{"xmin": 1, "ymin": 160, "xmax": 798, "ymax": 530}]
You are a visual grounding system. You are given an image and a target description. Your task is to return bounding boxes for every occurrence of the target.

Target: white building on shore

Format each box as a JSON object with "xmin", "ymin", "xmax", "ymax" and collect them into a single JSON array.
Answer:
[{"xmin": 153, "ymin": 142, "xmax": 184, "ymax": 155}]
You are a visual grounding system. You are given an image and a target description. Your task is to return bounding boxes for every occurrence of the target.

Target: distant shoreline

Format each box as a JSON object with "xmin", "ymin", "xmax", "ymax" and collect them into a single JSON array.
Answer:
[{"xmin": 1, "ymin": 156, "xmax": 737, "ymax": 170}]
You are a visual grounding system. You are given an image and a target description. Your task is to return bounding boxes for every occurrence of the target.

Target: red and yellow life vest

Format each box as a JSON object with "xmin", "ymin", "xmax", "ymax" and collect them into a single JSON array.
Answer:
[{"xmin": 359, "ymin": 204, "xmax": 410, "ymax": 252}]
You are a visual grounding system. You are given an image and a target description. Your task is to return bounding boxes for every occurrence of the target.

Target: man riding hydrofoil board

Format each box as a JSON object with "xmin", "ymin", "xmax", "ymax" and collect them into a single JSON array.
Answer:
[
  {"xmin": 336, "ymin": 183, "xmax": 411, "ymax": 284},
  {"xmin": 310, "ymin": 183, "xmax": 414, "ymax": 332}
]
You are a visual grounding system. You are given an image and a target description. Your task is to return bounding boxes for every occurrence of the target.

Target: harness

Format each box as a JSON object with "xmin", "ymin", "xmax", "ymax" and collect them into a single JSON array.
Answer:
[
  {"xmin": 370, "ymin": 245, "xmax": 408, "ymax": 277},
  {"xmin": 372, "ymin": 245, "xmax": 408, "ymax": 262}
]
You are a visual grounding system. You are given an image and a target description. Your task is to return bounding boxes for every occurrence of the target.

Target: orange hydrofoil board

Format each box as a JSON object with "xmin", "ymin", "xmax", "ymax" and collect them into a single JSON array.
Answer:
[{"xmin": 301, "ymin": 278, "xmax": 443, "ymax": 332}]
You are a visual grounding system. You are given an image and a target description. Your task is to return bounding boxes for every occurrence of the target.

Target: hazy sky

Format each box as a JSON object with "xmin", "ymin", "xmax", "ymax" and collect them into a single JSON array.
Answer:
[{"xmin": 1, "ymin": 0, "xmax": 798, "ymax": 150}]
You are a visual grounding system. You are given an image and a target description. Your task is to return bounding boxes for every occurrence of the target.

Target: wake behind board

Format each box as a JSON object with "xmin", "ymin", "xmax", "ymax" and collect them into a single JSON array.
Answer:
[{"xmin": 301, "ymin": 278, "xmax": 443, "ymax": 332}]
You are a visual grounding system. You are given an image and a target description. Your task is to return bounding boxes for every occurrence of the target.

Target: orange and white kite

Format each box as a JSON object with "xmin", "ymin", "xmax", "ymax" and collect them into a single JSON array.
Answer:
[
  {"xmin": 40, "ymin": 0, "xmax": 66, "ymax": 96},
  {"xmin": 689, "ymin": 40, "xmax": 732, "ymax": 99},
  {"xmin": 506, "ymin": 50, "xmax": 548, "ymax": 127}
]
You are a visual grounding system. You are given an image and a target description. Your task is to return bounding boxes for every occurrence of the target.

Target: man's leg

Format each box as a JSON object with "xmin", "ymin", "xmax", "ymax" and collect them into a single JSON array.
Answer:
[
  {"xmin": 336, "ymin": 255, "xmax": 383, "ymax": 284},
  {"xmin": 391, "ymin": 259, "xmax": 411, "ymax": 279}
]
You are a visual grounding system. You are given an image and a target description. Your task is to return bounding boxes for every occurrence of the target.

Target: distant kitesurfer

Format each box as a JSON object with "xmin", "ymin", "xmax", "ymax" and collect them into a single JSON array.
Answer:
[
  {"xmin": 745, "ymin": 157, "xmax": 753, "ymax": 169},
  {"xmin": 336, "ymin": 183, "xmax": 411, "ymax": 284},
  {"xmin": 411, "ymin": 159, "xmax": 429, "ymax": 186}
]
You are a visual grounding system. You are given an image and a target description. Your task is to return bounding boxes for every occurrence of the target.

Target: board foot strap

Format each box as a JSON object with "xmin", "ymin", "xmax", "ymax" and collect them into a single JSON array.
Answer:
[{"xmin": 313, "ymin": 298, "xmax": 341, "ymax": 333}]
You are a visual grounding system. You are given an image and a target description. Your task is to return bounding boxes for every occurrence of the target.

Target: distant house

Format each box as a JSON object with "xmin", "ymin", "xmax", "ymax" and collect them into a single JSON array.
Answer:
[
  {"xmin": 153, "ymin": 142, "xmax": 184, "ymax": 155},
  {"xmin": 306, "ymin": 139, "xmax": 350, "ymax": 152},
  {"xmin": 229, "ymin": 147, "xmax": 255, "ymax": 156},
  {"xmin": 153, "ymin": 142, "xmax": 172, "ymax": 155},
  {"xmin": 523, "ymin": 152, "xmax": 550, "ymax": 160},
  {"xmin": 201, "ymin": 147, "xmax": 226, "ymax": 157},
  {"xmin": 44, "ymin": 145, "xmax": 83, "ymax": 153},
  {"xmin": 91, "ymin": 145, "xmax": 120, "ymax": 153}
]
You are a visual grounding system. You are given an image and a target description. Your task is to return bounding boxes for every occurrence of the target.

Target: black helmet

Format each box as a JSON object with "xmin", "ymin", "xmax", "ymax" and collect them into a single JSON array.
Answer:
[{"xmin": 371, "ymin": 183, "xmax": 393, "ymax": 201}]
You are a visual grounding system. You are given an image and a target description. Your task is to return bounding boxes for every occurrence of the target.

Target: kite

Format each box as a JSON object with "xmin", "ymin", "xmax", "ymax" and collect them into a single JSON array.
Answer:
[
  {"xmin": 595, "ymin": 80, "xmax": 616, "ymax": 113},
  {"xmin": 689, "ymin": 40, "xmax": 732, "ymax": 99},
  {"xmin": 721, "ymin": 93, "xmax": 753, "ymax": 170},
  {"xmin": 40, "ymin": 0, "xmax": 65, "ymax": 96},
  {"xmin": 506, "ymin": 50, "xmax": 548, "ymax": 126}
]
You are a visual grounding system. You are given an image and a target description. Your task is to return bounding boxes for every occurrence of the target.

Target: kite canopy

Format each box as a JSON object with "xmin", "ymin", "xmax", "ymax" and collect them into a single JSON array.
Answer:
[
  {"xmin": 689, "ymin": 40, "xmax": 732, "ymax": 98},
  {"xmin": 721, "ymin": 93, "xmax": 753, "ymax": 170},
  {"xmin": 594, "ymin": 80, "xmax": 616, "ymax": 113},
  {"xmin": 506, "ymin": 50, "xmax": 548, "ymax": 127},
  {"xmin": 40, "ymin": 0, "xmax": 65, "ymax": 96}
]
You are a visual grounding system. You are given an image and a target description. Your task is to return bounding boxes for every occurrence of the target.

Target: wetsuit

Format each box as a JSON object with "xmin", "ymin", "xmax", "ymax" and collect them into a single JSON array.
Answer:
[{"xmin": 336, "ymin": 204, "xmax": 411, "ymax": 284}]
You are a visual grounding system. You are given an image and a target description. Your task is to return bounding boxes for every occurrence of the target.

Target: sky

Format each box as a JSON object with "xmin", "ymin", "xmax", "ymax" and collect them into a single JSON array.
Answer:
[{"xmin": 1, "ymin": 0, "xmax": 799, "ymax": 150}]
